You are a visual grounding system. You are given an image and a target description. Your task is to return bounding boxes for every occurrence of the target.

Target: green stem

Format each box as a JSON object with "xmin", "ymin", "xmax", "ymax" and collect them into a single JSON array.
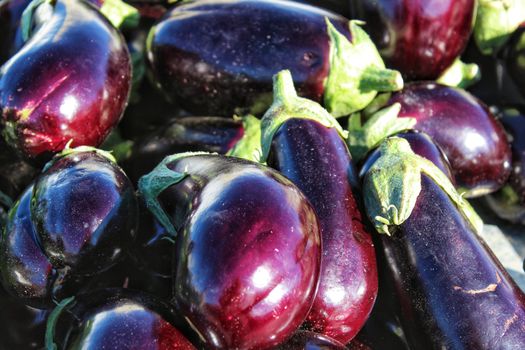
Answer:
[
  {"xmin": 100, "ymin": 0, "xmax": 140, "ymax": 30},
  {"xmin": 361, "ymin": 66, "xmax": 404, "ymax": 93},
  {"xmin": 226, "ymin": 115, "xmax": 263, "ymax": 162},
  {"xmin": 45, "ymin": 296, "xmax": 76, "ymax": 350},
  {"xmin": 272, "ymin": 70, "xmax": 298, "ymax": 105}
]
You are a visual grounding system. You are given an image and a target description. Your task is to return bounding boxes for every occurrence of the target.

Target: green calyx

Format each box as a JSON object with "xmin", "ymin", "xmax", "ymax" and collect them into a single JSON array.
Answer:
[
  {"xmin": 260, "ymin": 70, "xmax": 347, "ymax": 162},
  {"xmin": 363, "ymin": 137, "xmax": 483, "ymax": 236},
  {"xmin": 100, "ymin": 0, "xmax": 140, "ymax": 30},
  {"xmin": 43, "ymin": 142, "xmax": 117, "ymax": 172},
  {"xmin": 45, "ymin": 296, "xmax": 76, "ymax": 350},
  {"xmin": 474, "ymin": 0, "xmax": 525, "ymax": 55},
  {"xmin": 138, "ymin": 152, "xmax": 210, "ymax": 237},
  {"xmin": 324, "ymin": 19, "xmax": 404, "ymax": 118},
  {"xmin": 226, "ymin": 115, "xmax": 263, "ymax": 162},
  {"xmin": 347, "ymin": 103, "xmax": 416, "ymax": 163},
  {"xmin": 21, "ymin": 0, "xmax": 55, "ymax": 43},
  {"xmin": 437, "ymin": 58, "xmax": 481, "ymax": 89}
]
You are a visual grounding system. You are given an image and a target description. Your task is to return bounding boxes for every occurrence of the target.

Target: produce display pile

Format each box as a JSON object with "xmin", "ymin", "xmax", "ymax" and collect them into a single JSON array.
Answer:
[{"xmin": 2, "ymin": 0, "xmax": 525, "ymax": 349}]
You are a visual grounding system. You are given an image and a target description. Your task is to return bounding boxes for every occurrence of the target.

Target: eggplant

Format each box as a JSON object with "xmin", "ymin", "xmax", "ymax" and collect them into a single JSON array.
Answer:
[
  {"xmin": 361, "ymin": 137, "xmax": 525, "ymax": 349},
  {"xmin": 139, "ymin": 153, "xmax": 321, "ymax": 349},
  {"xmin": 275, "ymin": 330, "xmax": 347, "ymax": 349},
  {"xmin": 0, "ymin": 0, "xmax": 131, "ymax": 163},
  {"xmin": 387, "ymin": 82, "xmax": 511, "ymax": 197},
  {"xmin": 349, "ymin": 0, "xmax": 476, "ymax": 80},
  {"xmin": 46, "ymin": 289, "xmax": 196, "ymax": 349},
  {"xmin": 147, "ymin": 0, "xmax": 402, "ymax": 118},
  {"xmin": 0, "ymin": 146, "xmax": 138, "ymax": 308},
  {"xmin": 260, "ymin": 70, "xmax": 377, "ymax": 343}
]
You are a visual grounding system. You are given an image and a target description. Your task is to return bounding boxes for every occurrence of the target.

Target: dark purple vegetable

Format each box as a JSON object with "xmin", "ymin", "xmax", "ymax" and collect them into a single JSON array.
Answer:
[
  {"xmin": 0, "ymin": 287, "xmax": 48, "ymax": 349},
  {"xmin": 0, "ymin": 147, "xmax": 138, "ymax": 307},
  {"xmin": 47, "ymin": 289, "xmax": 196, "ymax": 349},
  {"xmin": 260, "ymin": 70, "xmax": 377, "ymax": 343},
  {"xmin": 388, "ymin": 82, "xmax": 512, "ymax": 197},
  {"xmin": 139, "ymin": 153, "xmax": 321, "ymax": 349},
  {"xmin": 122, "ymin": 116, "xmax": 245, "ymax": 184},
  {"xmin": 147, "ymin": 0, "xmax": 402, "ymax": 118},
  {"xmin": 0, "ymin": 0, "xmax": 131, "ymax": 163},
  {"xmin": 350, "ymin": 0, "xmax": 476, "ymax": 80},
  {"xmin": 362, "ymin": 137, "xmax": 525, "ymax": 349},
  {"xmin": 275, "ymin": 330, "xmax": 347, "ymax": 349}
]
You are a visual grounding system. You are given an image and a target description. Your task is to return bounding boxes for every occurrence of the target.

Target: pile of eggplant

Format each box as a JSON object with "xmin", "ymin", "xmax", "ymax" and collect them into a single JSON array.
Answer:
[{"xmin": 1, "ymin": 0, "xmax": 525, "ymax": 349}]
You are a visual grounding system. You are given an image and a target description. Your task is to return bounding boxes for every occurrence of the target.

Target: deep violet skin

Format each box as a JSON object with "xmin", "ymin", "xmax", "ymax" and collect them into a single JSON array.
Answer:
[
  {"xmin": 388, "ymin": 82, "xmax": 512, "ymax": 197},
  {"xmin": 0, "ymin": 0, "xmax": 131, "ymax": 163},
  {"xmin": 368, "ymin": 175, "xmax": 525, "ymax": 348},
  {"xmin": 267, "ymin": 118, "xmax": 377, "ymax": 343},
  {"xmin": 122, "ymin": 116, "xmax": 244, "ymax": 184},
  {"xmin": 275, "ymin": 331, "xmax": 347, "ymax": 349},
  {"xmin": 51, "ymin": 289, "xmax": 196, "ymax": 350},
  {"xmin": 31, "ymin": 150, "xmax": 138, "ymax": 276},
  {"xmin": 143, "ymin": 154, "xmax": 321, "ymax": 349},
  {"xmin": 349, "ymin": 0, "xmax": 476, "ymax": 80},
  {"xmin": 0, "ymin": 287, "xmax": 48, "ymax": 349},
  {"xmin": 0, "ymin": 184, "xmax": 56, "ymax": 308},
  {"xmin": 147, "ymin": 0, "xmax": 350, "ymax": 116}
]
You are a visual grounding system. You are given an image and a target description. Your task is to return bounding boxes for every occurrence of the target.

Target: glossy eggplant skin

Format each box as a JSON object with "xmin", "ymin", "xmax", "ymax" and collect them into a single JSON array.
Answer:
[
  {"xmin": 350, "ymin": 0, "xmax": 475, "ymax": 80},
  {"xmin": 154, "ymin": 155, "xmax": 321, "ymax": 349},
  {"xmin": 389, "ymin": 82, "xmax": 512, "ymax": 197},
  {"xmin": 54, "ymin": 289, "xmax": 196, "ymax": 350},
  {"xmin": 266, "ymin": 118, "xmax": 377, "ymax": 343},
  {"xmin": 147, "ymin": 0, "xmax": 350, "ymax": 116},
  {"xmin": 0, "ymin": 185, "xmax": 55, "ymax": 308},
  {"xmin": 0, "ymin": 0, "xmax": 131, "ymax": 163},
  {"xmin": 499, "ymin": 108, "xmax": 525, "ymax": 204},
  {"xmin": 31, "ymin": 151, "xmax": 138, "ymax": 275},
  {"xmin": 363, "ymin": 173, "xmax": 525, "ymax": 349},
  {"xmin": 275, "ymin": 331, "xmax": 347, "ymax": 349},
  {"xmin": 122, "ymin": 117, "xmax": 244, "ymax": 184}
]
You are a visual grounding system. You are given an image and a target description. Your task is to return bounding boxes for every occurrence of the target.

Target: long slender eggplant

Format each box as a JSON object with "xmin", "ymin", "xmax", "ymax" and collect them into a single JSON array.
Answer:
[
  {"xmin": 139, "ymin": 153, "xmax": 321, "ymax": 349},
  {"xmin": 147, "ymin": 0, "xmax": 402, "ymax": 118},
  {"xmin": 260, "ymin": 70, "xmax": 377, "ymax": 343},
  {"xmin": 46, "ymin": 289, "xmax": 197, "ymax": 349},
  {"xmin": 362, "ymin": 137, "xmax": 525, "ymax": 349},
  {"xmin": 349, "ymin": 0, "xmax": 476, "ymax": 80},
  {"xmin": 387, "ymin": 82, "xmax": 512, "ymax": 197},
  {"xmin": 0, "ymin": 0, "xmax": 131, "ymax": 163}
]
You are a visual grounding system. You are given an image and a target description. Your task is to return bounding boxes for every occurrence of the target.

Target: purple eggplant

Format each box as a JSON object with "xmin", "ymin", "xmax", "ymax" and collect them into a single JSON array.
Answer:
[
  {"xmin": 260, "ymin": 70, "xmax": 377, "ymax": 343},
  {"xmin": 46, "ymin": 289, "xmax": 196, "ymax": 349},
  {"xmin": 147, "ymin": 0, "xmax": 402, "ymax": 118},
  {"xmin": 139, "ymin": 153, "xmax": 321, "ymax": 349},
  {"xmin": 361, "ymin": 137, "xmax": 525, "ymax": 349},
  {"xmin": 0, "ymin": 146, "xmax": 138, "ymax": 307},
  {"xmin": 349, "ymin": 0, "xmax": 476, "ymax": 80},
  {"xmin": 388, "ymin": 82, "xmax": 512, "ymax": 197},
  {"xmin": 275, "ymin": 330, "xmax": 347, "ymax": 349},
  {"xmin": 0, "ymin": 0, "xmax": 131, "ymax": 163}
]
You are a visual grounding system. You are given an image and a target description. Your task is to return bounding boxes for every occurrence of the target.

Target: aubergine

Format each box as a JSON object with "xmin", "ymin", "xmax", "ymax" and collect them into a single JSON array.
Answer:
[
  {"xmin": 361, "ymin": 137, "xmax": 525, "ymax": 349},
  {"xmin": 139, "ymin": 153, "xmax": 321, "ymax": 349},
  {"xmin": 147, "ymin": 0, "xmax": 402, "ymax": 118},
  {"xmin": 260, "ymin": 70, "xmax": 377, "ymax": 343}
]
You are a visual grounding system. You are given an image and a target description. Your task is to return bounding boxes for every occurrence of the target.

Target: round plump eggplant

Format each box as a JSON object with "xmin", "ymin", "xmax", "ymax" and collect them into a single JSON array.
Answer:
[
  {"xmin": 275, "ymin": 330, "xmax": 347, "ymax": 349},
  {"xmin": 350, "ymin": 0, "xmax": 476, "ymax": 80},
  {"xmin": 0, "ymin": 0, "xmax": 131, "ymax": 163},
  {"xmin": 362, "ymin": 138, "xmax": 525, "ymax": 349},
  {"xmin": 31, "ymin": 148, "xmax": 138, "ymax": 275},
  {"xmin": 139, "ymin": 153, "xmax": 321, "ymax": 349},
  {"xmin": 147, "ymin": 0, "xmax": 402, "ymax": 118},
  {"xmin": 48, "ymin": 289, "xmax": 196, "ymax": 349},
  {"xmin": 388, "ymin": 82, "xmax": 512, "ymax": 197},
  {"xmin": 261, "ymin": 71, "xmax": 377, "ymax": 343}
]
